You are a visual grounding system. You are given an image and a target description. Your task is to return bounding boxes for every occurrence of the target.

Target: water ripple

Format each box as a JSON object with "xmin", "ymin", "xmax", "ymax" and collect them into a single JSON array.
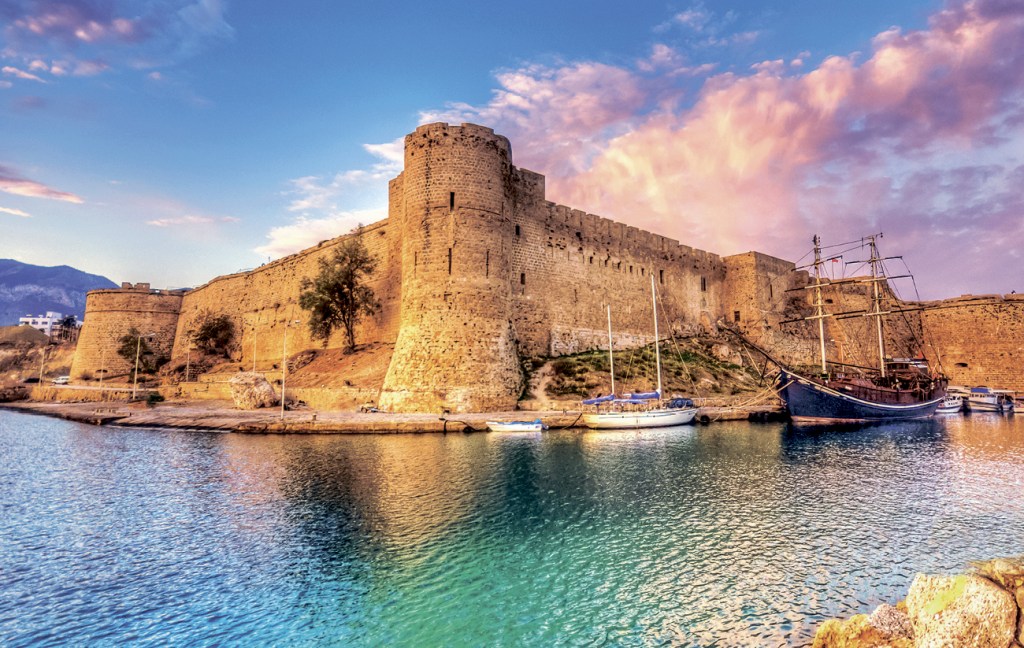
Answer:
[{"xmin": 1, "ymin": 412, "xmax": 1023, "ymax": 646}]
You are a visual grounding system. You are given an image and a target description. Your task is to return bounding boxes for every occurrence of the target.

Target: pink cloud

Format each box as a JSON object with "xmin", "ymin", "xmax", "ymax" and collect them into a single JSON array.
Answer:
[
  {"xmin": 429, "ymin": 0, "xmax": 1024, "ymax": 298},
  {"xmin": 11, "ymin": 2, "xmax": 148, "ymax": 45},
  {"xmin": 2, "ymin": 65, "xmax": 46, "ymax": 82},
  {"xmin": 0, "ymin": 164, "xmax": 83, "ymax": 203}
]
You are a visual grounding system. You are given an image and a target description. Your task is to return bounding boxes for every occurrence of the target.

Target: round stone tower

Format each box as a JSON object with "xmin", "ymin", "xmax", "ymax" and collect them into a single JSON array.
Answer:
[
  {"xmin": 379, "ymin": 123, "xmax": 522, "ymax": 412},
  {"xmin": 70, "ymin": 285, "xmax": 183, "ymax": 381}
]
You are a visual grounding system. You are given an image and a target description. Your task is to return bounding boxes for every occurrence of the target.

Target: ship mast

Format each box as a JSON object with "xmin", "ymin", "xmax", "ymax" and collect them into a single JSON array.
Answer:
[
  {"xmin": 606, "ymin": 304, "xmax": 616, "ymax": 396},
  {"xmin": 651, "ymin": 274, "xmax": 663, "ymax": 397},
  {"xmin": 812, "ymin": 235, "xmax": 827, "ymax": 374},
  {"xmin": 866, "ymin": 234, "xmax": 887, "ymax": 378}
]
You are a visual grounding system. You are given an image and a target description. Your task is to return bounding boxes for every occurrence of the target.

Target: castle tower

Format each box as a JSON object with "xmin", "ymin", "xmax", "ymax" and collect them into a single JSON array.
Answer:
[
  {"xmin": 378, "ymin": 123, "xmax": 522, "ymax": 412},
  {"xmin": 70, "ymin": 284, "xmax": 183, "ymax": 381}
]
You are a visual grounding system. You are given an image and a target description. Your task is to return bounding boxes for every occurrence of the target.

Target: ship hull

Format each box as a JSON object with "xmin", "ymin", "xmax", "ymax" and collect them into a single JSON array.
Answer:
[
  {"xmin": 778, "ymin": 369, "xmax": 943, "ymax": 424},
  {"xmin": 582, "ymin": 408, "xmax": 698, "ymax": 429}
]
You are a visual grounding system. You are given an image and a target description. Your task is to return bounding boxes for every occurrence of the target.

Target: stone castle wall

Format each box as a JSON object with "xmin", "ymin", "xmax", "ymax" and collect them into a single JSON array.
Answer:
[
  {"xmin": 920, "ymin": 295, "xmax": 1024, "ymax": 391},
  {"xmin": 70, "ymin": 286, "xmax": 183, "ymax": 380},
  {"xmin": 168, "ymin": 219, "xmax": 402, "ymax": 370},
  {"xmin": 71, "ymin": 122, "xmax": 1023, "ymax": 410}
]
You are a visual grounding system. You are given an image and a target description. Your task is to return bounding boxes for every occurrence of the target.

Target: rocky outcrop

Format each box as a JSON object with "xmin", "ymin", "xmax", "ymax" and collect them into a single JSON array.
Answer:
[
  {"xmin": 814, "ymin": 557, "xmax": 1024, "ymax": 648},
  {"xmin": 228, "ymin": 372, "xmax": 278, "ymax": 409}
]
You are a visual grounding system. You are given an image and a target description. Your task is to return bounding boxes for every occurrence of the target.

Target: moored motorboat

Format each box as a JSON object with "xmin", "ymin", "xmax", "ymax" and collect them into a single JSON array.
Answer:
[
  {"xmin": 967, "ymin": 387, "xmax": 1016, "ymax": 413},
  {"xmin": 486, "ymin": 419, "xmax": 547, "ymax": 433},
  {"xmin": 936, "ymin": 395, "xmax": 964, "ymax": 414}
]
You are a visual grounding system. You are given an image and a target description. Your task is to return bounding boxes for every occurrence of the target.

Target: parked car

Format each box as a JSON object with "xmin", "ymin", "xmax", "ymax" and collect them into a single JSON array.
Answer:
[{"xmin": 51, "ymin": 376, "xmax": 70, "ymax": 385}]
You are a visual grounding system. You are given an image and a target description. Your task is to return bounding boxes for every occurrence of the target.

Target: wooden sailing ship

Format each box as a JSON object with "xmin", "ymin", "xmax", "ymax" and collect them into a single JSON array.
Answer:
[{"xmin": 776, "ymin": 234, "xmax": 946, "ymax": 424}]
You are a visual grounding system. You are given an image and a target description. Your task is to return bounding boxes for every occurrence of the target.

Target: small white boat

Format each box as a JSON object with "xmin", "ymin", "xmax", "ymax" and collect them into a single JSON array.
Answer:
[
  {"xmin": 967, "ymin": 387, "xmax": 1016, "ymax": 413},
  {"xmin": 936, "ymin": 395, "xmax": 963, "ymax": 414},
  {"xmin": 486, "ymin": 419, "xmax": 547, "ymax": 433}
]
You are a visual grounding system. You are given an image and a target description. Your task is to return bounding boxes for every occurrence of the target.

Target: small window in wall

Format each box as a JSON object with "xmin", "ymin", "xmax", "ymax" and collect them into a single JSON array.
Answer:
[
  {"xmin": 955, "ymin": 362, "xmax": 968, "ymax": 368},
  {"xmin": 520, "ymin": 273, "xmax": 526, "ymax": 286},
  {"xmin": 734, "ymin": 311, "xmax": 741, "ymax": 323},
  {"xmin": 486, "ymin": 250, "xmax": 490, "ymax": 277},
  {"xmin": 701, "ymin": 276, "xmax": 707, "ymax": 292},
  {"xmin": 659, "ymin": 269, "xmax": 664, "ymax": 285},
  {"xmin": 589, "ymin": 256, "xmax": 593, "ymax": 264},
  {"xmin": 448, "ymin": 248, "xmax": 452, "ymax": 275},
  {"xmin": 449, "ymin": 192, "xmax": 455, "ymax": 211},
  {"xmin": 414, "ymin": 252, "xmax": 418, "ymax": 275},
  {"xmin": 769, "ymin": 284, "xmax": 773, "ymax": 299},
  {"xmin": 630, "ymin": 265, "xmax": 633, "ymax": 274},
  {"xmin": 515, "ymin": 224, "xmax": 521, "ymax": 237}
]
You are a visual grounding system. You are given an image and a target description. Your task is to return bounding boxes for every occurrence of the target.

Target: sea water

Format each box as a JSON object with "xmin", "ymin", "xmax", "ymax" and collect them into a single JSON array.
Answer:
[{"xmin": 1, "ymin": 410, "xmax": 1022, "ymax": 646}]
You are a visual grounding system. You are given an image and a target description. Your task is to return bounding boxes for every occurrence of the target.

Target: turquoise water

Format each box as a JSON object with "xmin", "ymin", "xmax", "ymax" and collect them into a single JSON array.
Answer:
[{"xmin": 1, "ymin": 411, "xmax": 1022, "ymax": 646}]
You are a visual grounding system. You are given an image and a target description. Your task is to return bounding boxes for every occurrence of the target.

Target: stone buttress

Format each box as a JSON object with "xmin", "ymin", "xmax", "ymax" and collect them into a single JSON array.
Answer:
[{"xmin": 379, "ymin": 124, "xmax": 522, "ymax": 412}]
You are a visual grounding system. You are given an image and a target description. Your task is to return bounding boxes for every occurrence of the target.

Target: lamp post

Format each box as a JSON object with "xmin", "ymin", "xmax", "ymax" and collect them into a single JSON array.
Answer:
[
  {"xmin": 280, "ymin": 320, "xmax": 301, "ymax": 419},
  {"xmin": 252, "ymin": 322, "xmax": 258, "ymax": 372},
  {"xmin": 38, "ymin": 346, "xmax": 48, "ymax": 383},
  {"xmin": 132, "ymin": 332, "xmax": 155, "ymax": 400}
]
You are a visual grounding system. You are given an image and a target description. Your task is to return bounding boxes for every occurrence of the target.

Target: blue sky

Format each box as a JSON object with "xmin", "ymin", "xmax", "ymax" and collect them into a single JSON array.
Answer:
[{"xmin": 2, "ymin": 0, "xmax": 1021, "ymax": 299}]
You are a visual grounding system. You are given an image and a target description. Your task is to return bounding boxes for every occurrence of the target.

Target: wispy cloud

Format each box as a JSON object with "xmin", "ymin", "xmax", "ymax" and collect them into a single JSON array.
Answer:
[
  {"xmin": 283, "ymin": 138, "xmax": 403, "ymax": 213},
  {"xmin": 0, "ymin": 164, "xmax": 83, "ymax": 203},
  {"xmin": 0, "ymin": 206, "xmax": 32, "ymax": 217},
  {"xmin": 419, "ymin": 0, "xmax": 1024, "ymax": 298},
  {"xmin": 254, "ymin": 210, "xmax": 386, "ymax": 259},
  {"xmin": 147, "ymin": 214, "xmax": 239, "ymax": 227},
  {"xmin": 1, "ymin": 0, "xmax": 234, "ymax": 84},
  {"xmin": 2, "ymin": 65, "xmax": 46, "ymax": 82}
]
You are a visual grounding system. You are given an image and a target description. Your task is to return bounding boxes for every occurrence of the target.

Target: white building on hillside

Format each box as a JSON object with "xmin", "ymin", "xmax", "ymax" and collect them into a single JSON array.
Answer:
[{"xmin": 19, "ymin": 312, "xmax": 64, "ymax": 336}]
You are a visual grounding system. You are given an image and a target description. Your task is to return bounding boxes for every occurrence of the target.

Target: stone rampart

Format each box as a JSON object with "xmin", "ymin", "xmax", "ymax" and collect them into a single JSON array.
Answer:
[
  {"xmin": 70, "ymin": 286, "xmax": 183, "ymax": 380},
  {"xmin": 919, "ymin": 295, "xmax": 1024, "ymax": 391},
  {"xmin": 71, "ymin": 122, "xmax": 1023, "ymax": 410},
  {"xmin": 170, "ymin": 219, "xmax": 401, "ymax": 371}
]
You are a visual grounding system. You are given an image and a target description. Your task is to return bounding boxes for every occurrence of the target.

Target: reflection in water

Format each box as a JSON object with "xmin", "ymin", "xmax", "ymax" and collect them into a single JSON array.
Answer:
[{"xmin": 1, "ymin": 412, "xmax": 1022, "ymax": 646}]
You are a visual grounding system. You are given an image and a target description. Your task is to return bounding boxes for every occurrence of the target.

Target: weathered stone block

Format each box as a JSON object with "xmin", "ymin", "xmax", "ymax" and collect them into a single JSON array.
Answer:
[{"xmin": 905, "ymin": 573, "xmax": 1016, "ymax": 648}]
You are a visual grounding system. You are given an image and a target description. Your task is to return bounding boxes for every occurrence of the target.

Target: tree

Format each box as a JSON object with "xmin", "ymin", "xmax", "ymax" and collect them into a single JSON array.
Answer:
[
  {"xmin": 190, "ymin": 310, "xmax": 234, "ymax": 356},
  {"xmin": 57, "ymin": 314, "xmax": 77, "ymax": 341},
  {"xmin": 299, "ymin": 229, "xmax": 379, "ymax": 352},
  {"xmin": 117, "ymin": 327, "xmax": 155, "ymax": 382}
]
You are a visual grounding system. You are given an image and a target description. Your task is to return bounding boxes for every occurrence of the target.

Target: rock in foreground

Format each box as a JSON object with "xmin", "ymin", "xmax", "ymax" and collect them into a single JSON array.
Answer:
[
  {"xmin": 229, "ymin": 372, "xmax": 278, "ymax": 409},
  {"xmin": 814, "ymin": 557, "xmax": 1024, "ymax": 648}
]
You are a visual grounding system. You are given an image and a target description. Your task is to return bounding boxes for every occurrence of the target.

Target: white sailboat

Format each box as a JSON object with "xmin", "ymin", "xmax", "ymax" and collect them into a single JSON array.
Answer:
[{"xmin": 582, "ymin": 275, "xmax": 699, "ymax": 429}]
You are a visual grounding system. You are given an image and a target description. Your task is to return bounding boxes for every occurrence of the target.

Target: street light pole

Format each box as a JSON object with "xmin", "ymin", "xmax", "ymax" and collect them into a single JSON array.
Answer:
[
  {"xmin": 280, "ymin": 320, "xmax": 300, "ymax": 420},
  {"xmin": 132, "ymin": 332, "xmax": 155, "ymax": 400}
]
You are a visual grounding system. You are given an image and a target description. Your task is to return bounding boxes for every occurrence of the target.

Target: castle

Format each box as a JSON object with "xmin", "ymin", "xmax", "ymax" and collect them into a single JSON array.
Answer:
[{"xmin": 70, "ymin": 123, "xmax": 1024, "ymax": 411}]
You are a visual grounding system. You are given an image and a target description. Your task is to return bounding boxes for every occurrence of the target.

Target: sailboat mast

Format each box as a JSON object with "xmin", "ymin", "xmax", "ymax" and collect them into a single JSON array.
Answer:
[
  {"xmin": 606, "ymin": 304, "xmax": 616, "ymax": 396},
  {"xmin": 867, "ymin": 234, "xmax": 887, "ymax": 378},
  {"xmin": 651, "ymin": 274, "xmax": 662, "ymax": 397},
  {"xmin": 812, "ymin": 235, "xmax": 827, "ymax": 374}
]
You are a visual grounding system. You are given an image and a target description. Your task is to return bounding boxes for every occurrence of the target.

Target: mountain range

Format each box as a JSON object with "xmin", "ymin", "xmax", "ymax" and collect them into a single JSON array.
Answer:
[{"xmin": 0, "ymin": 259, "xmax": 118, "ymax": 325}]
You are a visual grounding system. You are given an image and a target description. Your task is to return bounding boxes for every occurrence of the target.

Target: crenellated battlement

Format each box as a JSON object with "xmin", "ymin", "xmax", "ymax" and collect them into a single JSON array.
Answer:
[{"xmin": 71, "ymin": 123, "xmax": 1024, "ymax": 409}]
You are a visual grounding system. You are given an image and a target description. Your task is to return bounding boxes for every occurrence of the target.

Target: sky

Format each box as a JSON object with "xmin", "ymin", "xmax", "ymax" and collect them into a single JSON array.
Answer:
[{"xmin": 1, "ymin": 0, "xmax": 1022, "ymax": 300}]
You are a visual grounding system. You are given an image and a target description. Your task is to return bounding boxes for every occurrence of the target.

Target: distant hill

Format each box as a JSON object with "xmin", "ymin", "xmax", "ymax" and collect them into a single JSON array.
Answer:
[{"xmin": 0, "ymin": 259, "xmax": 118, "ymax": 325}]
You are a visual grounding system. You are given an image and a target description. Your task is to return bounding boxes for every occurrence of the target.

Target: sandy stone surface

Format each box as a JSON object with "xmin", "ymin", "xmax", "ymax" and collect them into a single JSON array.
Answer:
[
  {"xmin": 904, "ymin": 574, "xmax": 1016, "ymax": 648},
  {"xmin": 0, "ymin": 399, "xmax": 587, "ymax": 433}
]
